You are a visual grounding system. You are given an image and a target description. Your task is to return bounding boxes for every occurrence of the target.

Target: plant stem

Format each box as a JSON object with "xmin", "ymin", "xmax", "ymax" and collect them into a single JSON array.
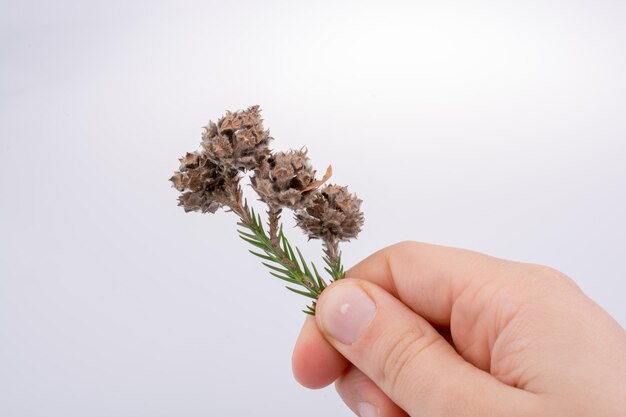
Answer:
[
  {"xmin": 323, "ymin": 236, "xmax": 340, "ymax": 268},
  {"xmin": 228, "ymin": 183, "xmax": 251, "ymax": 224},
  {"xmin": 239, "ymin": 206, "xmax": 317, "ymax": 291},
  {"xmin": 232, "ymin": 185, "xmax": 338, "ymax": 314},
  {"xmin": 268, "ymin": 205, "xmax": 282, "ymax": 248}
]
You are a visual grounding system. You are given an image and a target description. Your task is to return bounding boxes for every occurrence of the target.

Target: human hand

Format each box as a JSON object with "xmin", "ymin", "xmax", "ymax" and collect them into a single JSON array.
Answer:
[{"xmin": 292, "ymin": 241, "xmax": 626, "ymax": 416}]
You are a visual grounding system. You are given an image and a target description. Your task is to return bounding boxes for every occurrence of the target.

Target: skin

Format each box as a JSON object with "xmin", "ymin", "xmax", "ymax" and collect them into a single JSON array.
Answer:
[{"xmin": 292, "ymin": 241, "xmax": 626, "ymax": 417}]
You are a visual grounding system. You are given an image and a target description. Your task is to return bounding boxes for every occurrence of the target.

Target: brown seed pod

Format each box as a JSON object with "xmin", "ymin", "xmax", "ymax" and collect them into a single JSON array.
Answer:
[
  {"xmin": 201, "ymin": 105, "xmax": 271, "ymax": 171},
  {"xmin": 170, "ymin": 152, "xmax": 239, "ymax": 213},
  {"xmin": 251, "ymin": 150, "xmax": 330, "ymax": 210},
  {"xmin": 295, "ymin": 184, "xmax": 364, "ymax": 242}
]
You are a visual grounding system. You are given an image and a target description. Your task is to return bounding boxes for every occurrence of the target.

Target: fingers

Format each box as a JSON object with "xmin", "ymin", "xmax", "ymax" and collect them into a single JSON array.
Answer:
[
  {"xmin": 292, "ymin": 316, "xmax": 349, "ymax": 389},
  {"xmin": 344, "ymin": 240, "xmax": 520, "ymax": 327},
  {"xmin": 293, "ymin": 240, "xmax": 571, "ymax": 393},
  {"xmin": 316, "ymin": 278, "xmax": 540, "ymax": 416},
  {"xmin": 293, "ymin": 240, "xmax": 514, "ymax": 388},
  {"xmin": 335, "ymin": 366, "xmax": 409, "ymax": 417},
  {"xmin": 343, "ymin": 240, "xmax": 551, "ymax": 371}
]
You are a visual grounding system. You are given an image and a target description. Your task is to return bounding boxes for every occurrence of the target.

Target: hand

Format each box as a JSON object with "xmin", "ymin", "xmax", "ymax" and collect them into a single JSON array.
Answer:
[{"xmin": 292, "ymin": 241, "xmax": 626, "ymax": 417}]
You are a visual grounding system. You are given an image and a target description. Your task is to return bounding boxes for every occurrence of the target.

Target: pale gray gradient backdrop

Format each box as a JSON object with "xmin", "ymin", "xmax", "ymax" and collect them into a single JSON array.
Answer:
[{"xmin": 1, "ymin": 0, "xmax": 625, "ymax": 416}]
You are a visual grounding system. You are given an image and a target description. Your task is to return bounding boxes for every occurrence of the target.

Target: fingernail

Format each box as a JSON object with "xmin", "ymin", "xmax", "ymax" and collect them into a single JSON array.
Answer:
[
  {"xmin": 358, "ymin": 402, "xmax": 379, "ymax": 417},
  {"xmin": 319, "ymin": 283, "xmax": 376, "ymax": 345}
]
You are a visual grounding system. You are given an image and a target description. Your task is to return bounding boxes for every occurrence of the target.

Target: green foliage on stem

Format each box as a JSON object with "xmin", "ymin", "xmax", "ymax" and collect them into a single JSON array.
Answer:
[
  {"xmin": 323, "ymin": 254, "xmax": 345, "ymax": 281},
  {"xmin": 237, "ymin": 207, "xmax": 343, "ymax": 315}
]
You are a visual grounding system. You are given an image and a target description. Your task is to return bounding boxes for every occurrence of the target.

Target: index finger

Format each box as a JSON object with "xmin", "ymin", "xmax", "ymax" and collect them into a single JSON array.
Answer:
[{"xmin": 345, "ymin": 240, "xmax": 519, "ymax": 327}]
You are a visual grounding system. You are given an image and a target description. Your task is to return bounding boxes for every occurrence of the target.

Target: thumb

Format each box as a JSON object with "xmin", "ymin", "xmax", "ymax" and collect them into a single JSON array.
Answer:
[{"xmin": 315, "ymin": 278, "xmax": 538, "ymax": 416}]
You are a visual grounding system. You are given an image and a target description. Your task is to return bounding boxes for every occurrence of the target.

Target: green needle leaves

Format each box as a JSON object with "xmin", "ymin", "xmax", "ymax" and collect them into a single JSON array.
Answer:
[{"xmin": 238, "ymin": 208, "xmax": 329, "ymax": 315}]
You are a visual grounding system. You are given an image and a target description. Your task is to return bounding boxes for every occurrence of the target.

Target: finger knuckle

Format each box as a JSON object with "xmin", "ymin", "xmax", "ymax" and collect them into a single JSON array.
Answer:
[
  {"xmin": 378, "ymin": 327, "xmax": 440, "ymax": 392},
  {"xmin": 391, "ymin": 240, "xmax": 421, "ymax": 254},
  {"xmin": 523, "ymin": 263, "xmax": 580, "ymax": 292}
]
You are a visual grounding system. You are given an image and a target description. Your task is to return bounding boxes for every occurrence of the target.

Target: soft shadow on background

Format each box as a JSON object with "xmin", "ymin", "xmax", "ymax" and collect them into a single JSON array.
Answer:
[{"xmin": 1, "ymin": 1, "xmax": 625, "ymax": 416}]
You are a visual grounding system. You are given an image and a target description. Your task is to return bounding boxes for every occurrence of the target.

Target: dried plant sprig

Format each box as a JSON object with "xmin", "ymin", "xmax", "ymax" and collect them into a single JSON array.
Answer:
[{"xmin": 171, "ymin": 106, "xmax": 364, "ymax": 314}]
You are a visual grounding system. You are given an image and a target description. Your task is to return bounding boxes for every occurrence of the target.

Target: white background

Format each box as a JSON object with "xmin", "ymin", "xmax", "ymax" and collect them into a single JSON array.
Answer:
[{"xmin": 1, "ymin": 1, "xmax": 625, "ymax": 416}]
